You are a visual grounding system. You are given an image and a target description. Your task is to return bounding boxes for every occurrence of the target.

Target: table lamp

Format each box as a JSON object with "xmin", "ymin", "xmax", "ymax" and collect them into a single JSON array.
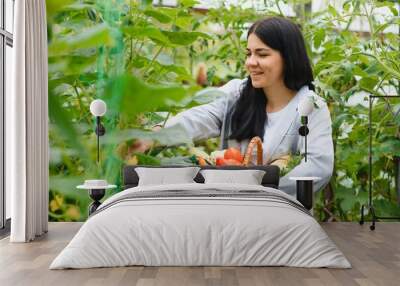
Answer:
[
  {"xmin": 290, "ymin": 96, "xmax": 319, "ymax": 211},
  {"xmin": 90, "ymin": 99, "xmax": 107, "ymax": 163}
]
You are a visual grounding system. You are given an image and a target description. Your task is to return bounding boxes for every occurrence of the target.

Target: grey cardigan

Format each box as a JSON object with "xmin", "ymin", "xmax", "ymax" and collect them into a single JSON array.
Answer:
[{"xmin": 165, "ymin": 79, "xmax": 334, "ymax": 196}]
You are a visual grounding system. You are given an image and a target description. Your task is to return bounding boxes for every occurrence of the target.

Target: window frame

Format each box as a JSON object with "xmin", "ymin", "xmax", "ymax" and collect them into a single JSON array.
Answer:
[{"xmin": 0, "ymin": 0, "xmax": 13, "ymax": 233}]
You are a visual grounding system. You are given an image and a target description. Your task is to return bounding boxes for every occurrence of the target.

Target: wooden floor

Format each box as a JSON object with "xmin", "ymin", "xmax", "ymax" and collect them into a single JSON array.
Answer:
[{"xmin": 0, "ymin": 222, "xmax": 399, "ymax": 286}]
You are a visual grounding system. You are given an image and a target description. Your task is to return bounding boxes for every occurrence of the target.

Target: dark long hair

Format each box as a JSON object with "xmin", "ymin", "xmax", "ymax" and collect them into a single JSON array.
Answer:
[{"xmin": 230, "ymin": 17, "xmax": 314, "ymax": 142}]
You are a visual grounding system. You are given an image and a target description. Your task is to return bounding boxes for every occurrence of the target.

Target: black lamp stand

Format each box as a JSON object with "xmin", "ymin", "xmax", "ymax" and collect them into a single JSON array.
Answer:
[
  {"xmin": 293, "ymin": 115, "xmax": 314, "ymax": 210},
  {"xmin": 95, "ymin": 116, "xmax": 106, "ymax": 163},
  {"xmin": 299, "ymin": 116, "xmax": 309, "ymax": 162},
  {"xmin": 91, "ymin": 117, "xmax": 105, "ymax": 214}
]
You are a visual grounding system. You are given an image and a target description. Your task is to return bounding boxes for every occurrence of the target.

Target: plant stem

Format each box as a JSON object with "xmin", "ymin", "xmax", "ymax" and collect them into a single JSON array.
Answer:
[
  {"xmin": 274, "ymin": 0, "xmax": 284, "ymax": 16},
  {"xmin": 73, "ymin": 84, "xmax": 83, "ymax": 118},
  {"xmin": 162, "ymin": 112, "xmax": 171, "ymax": 128},
  {"xmin": 75, "ymin": 82, "xmax": 95, "ymax": 126},
  {"xmin": 73, "ymin": 84, "xmax": 92, "ymax": 126},
  {"xmin": 143, "ymin": 46, "xmax": 164, "ymax": 77},
  {"xmin": 135, "ymin": 41, "xmax": 144, "ymax": 55},
  {"xmin": 344, "ymin": 1, "xmax": 360, "ymax": 31}
]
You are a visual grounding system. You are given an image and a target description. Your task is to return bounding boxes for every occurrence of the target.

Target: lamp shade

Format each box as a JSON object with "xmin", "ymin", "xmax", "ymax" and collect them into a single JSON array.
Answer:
[
  {"xmin": 297, "ymin": 96, "xmax": 314, "ymax": 116},
  {"xmin": 90, "ymin": 99, "xmax": 107, "ymax": 117}
]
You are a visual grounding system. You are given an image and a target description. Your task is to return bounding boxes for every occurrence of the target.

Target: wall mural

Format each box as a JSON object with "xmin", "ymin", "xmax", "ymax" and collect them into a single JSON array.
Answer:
[{"xmin": 47, "ymin": 0, "xmax": 400, "ymax": 222}]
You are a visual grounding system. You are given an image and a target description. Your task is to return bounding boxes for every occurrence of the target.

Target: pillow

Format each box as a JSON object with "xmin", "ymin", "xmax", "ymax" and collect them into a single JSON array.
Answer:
[
  {"xmin": 135, "ymin": 167, "xmax": 200, "ymax": 186},
  {"xmin": 200, "ymin": 169, "xmax": 266, "ymax": 185}
]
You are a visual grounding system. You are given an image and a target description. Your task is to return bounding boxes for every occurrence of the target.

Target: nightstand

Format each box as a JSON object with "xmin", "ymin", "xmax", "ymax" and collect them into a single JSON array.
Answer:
[{"xmin": 77, "ymin": 180, "xmax": 116, "ymax": 215}]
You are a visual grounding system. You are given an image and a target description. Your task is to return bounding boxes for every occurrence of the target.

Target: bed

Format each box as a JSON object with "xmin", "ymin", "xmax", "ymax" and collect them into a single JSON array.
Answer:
[{"xmin": 50, "ymin": 165, "xmax": 350, "ymax": 269}]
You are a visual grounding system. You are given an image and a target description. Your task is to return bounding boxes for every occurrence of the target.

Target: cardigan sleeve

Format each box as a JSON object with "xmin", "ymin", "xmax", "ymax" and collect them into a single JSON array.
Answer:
[
  {"xmin": 279, "ymin": 101, "xmax": 334, "ymax": 196},
  {"xmin": 164, "ymin": 79, "xmax": 243, "ymax": 142}
]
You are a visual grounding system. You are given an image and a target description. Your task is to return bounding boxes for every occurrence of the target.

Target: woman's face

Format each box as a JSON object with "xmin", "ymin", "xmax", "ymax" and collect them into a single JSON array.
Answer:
[{"xmin": 245, "ymin": 33, "xmax": 284, "ymax": 89}]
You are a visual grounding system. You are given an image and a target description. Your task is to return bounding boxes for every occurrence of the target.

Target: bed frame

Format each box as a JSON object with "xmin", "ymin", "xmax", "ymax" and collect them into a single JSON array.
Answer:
[{"xmin": 122, "ymin": 165, "xmax": 280, "ymax": 189}]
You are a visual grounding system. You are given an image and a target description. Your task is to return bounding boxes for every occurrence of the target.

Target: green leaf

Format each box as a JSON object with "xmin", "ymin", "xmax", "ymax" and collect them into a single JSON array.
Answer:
[
  {"xmin": 140, "ymin": 0, "xmax": 153, "ymax": 9},
  {"xmin": 144, "ymin": 9, "xmax": 173, "ymax": 23},
  {"xmin": 359, "ymin": 76, "xmax": 378, "ymax": 92},
  {"xmin": 389, "ymin": 6, "xmax": 399, "ymax": 16},
  {"xmin": 189, "ymin": 88, "xmax": 226, "ymax": 105},
  {"xmin": 160, "ymin": 156, "xmax": 196, "ymax": 166},
  {"xmin": 328, "ymin": 4, "xmax": 338, "ymax": 17},
  {"xmin": 180, "ymin": 0, "xmax": 198, "ymax": 8},
  {"xmin": 375, "ymin": 0, "xmax": 398, "ymax": 17},
  {"xmin": 103, "ymin": 153, "xmax": 124, "ymax": 185},
  {"xmin": 49, "ymin": 73, "xmax": 98, "ymax": 88},
  {"xmin": 131, "ymin": 54, "xmax": 192, "ymax": 79},
  {"xmin": 374, "ymin": 139, "xmax": 400, "ymax": 157},
  {"xmin": 313, "ymin": 29, "xmax": 325, "ymax": 49},
  {"xmin": 46, "ymin": 0, "xmax": 75, "ymax": 17},
  {"xmin": 342, "ymin": 0, "xmax": 351, "ymax": 12},
  {"xmin": 50, "ymin": 175, "xmax": 86, "ymax": 197},
  {"xmin": 373, "ymin": 199, "xmax": 400, "ymax": 217},
  {"xmin": 49, "ymin": 55, "xmax": 97, "ymax": 75},
  {"xmin": 332, "ymin": 113, "xmax": 351, "ymax": 130},
  {"xmin": 49, "ymin": 24, "xmax": 116, "ymax": 56},
  {"xmin": 336, "ymin": 187, "xmax": 367, "ymax": 212},
  {"xmin": 322, "ymin": 47, "xmax": 344, "ymax": 62},
  {"xmin": 135, "ymin": 153, "xmax": 161, "ymax": 165},
  {"xmin": 352, "ymin": 66, "xmax": 369, "ymax": 78},
  {"xmin": 104, "ymin": 75, "xmax": 188, "ymax": 116},
  {"xmin": 373, "ymin": 21, "xmax": 395, "ymax": 35},
  {"xmin": 103, "ymin": 124, "xmax": 192, "ymax": 146},
  {"xmin": 48, "ymin": 92, "xmax": 89, "ymax": 163},
  {"xmin": 123, "ymin": 26, "xmax": 171, "ymax": 45},
  {"xmin": 175, "ymin": 16, "xmax": 194, "ymax": 29},
  {"xmin": 63, "ymin": 3, "xmax": 94, "ymax": 11},
  {"xmin": 161, "ymin": 31, "xmax": 212, "ymax": 46}
]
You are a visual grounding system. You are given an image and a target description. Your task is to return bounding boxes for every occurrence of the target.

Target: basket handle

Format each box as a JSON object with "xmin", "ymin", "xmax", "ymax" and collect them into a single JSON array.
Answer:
[{"xmin": 242, "ymin": 136, "xmax": 263, "ymax": 166}]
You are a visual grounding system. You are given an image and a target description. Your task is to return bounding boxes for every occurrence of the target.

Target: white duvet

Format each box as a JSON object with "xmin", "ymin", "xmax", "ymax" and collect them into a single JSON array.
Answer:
[{"xmin": 50, "ymin": 183, "xmax": 351, "ymax": 269}]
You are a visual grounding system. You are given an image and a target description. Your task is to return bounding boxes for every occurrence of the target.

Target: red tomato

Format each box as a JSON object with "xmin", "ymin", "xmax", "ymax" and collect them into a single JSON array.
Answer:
[
  {"xmin": 216, "ymin": 157, "xmax": 241, "ymax": 166},
  {"xmin": 223, "ymin": 159, "xmax": 242, "ymax": 166},
  {"xmin": 224, "ymin": 147, "xmax": 243, "ymax": 163},
  {"xmin": 216, "ymin": 157, "xmax": 225, "ymax": 166}
]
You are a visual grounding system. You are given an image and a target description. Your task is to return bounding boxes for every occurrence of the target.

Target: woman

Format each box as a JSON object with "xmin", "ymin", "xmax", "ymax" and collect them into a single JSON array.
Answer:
[{"xmin": 144, "ymin": 17, "xmax": 333, "ymax": 196}]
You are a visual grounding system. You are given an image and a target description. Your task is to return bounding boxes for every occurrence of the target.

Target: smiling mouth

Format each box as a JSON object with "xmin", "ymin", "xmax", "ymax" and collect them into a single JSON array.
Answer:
[{"xmin": 250, "ymin": 72, "xmax": 264, "ymax": 77}]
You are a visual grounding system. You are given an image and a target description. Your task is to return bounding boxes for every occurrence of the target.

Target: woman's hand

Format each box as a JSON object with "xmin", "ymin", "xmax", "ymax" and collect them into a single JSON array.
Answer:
[
  {"xmin": 128, "ymin": 139, "xmax": 154, "ymax": 153},
  {"xmin": 128, "ymin": 125, "xmax": 162, "ymax": 153},
  {"xmin": 270, "ymin": 155, "xmax": 291, "ymax": 170}
]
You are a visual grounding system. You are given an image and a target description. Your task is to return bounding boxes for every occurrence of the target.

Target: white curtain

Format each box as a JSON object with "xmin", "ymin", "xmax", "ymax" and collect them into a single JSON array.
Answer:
[{"xmin": 8, "ymin": 0, "xmax": 49, "ymax": 242}]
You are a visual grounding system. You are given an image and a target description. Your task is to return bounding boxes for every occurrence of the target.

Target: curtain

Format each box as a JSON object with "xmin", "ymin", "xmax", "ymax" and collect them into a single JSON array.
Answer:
[{"xmin": 8, "ymin": 0, "xmax": 49, "ymax": 242}]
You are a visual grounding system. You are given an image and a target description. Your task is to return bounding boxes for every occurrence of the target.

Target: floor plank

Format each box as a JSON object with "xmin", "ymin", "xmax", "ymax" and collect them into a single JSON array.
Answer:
[{"xmin": 0, "ymin": 222, "xmax": 399, "ymax": 286}]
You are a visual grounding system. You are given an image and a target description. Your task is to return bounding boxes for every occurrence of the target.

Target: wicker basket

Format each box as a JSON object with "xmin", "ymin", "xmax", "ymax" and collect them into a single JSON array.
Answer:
[
  {"xmin": 242, "ymin": 136, "xmax": 290, "ymax": 169},
  {"xmin": 242, "ymin": 136, "xmax": 263, "ymax": 166}
]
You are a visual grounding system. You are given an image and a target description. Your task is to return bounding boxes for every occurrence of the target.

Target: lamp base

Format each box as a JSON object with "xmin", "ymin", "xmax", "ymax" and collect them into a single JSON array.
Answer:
[
  {"xmin": 296, "ymin": 180, "xmax": 313, "ymax": 210},
  {"xmin": 289, "ymin": 177, "xmax": 320, "ymax": 211},
  {"xmin": 88, "ymin": 189, "xmax": 105, "ymax": 215}
]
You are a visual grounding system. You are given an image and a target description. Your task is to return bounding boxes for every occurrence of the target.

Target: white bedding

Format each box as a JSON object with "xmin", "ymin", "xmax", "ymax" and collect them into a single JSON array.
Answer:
[{"xmin": 50, "ymin": 183, "xmax": 351, "ymax": 269}]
